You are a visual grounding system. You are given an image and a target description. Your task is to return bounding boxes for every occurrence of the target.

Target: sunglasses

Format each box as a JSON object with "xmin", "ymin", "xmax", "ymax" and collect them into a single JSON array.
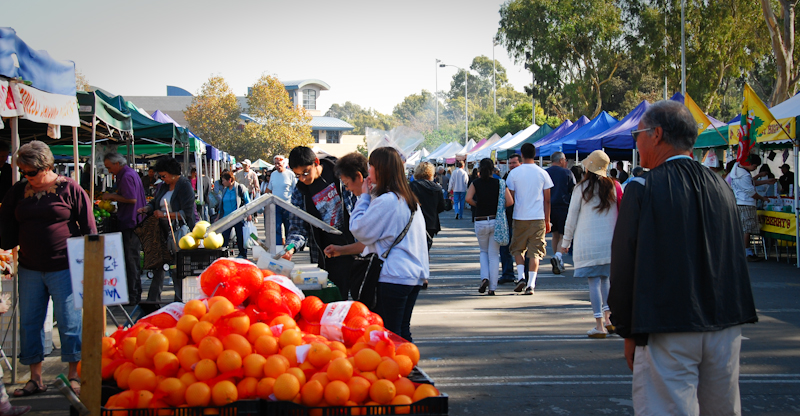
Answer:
[
  {"xmin": 295, "ymin": 166, "xmax": 313, "ymax": 179},
  {"xmin": 631, "ymin": 128, "xmax": 653, "ymax": 141},
  {"xmin": 19, "ymin": 168, "xmax": 41, "ymax": 177}
]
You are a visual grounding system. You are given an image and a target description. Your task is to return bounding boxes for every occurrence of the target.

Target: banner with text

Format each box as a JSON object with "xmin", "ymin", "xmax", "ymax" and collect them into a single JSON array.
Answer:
[{"xmin": 758, "ymin": 210, "xmax": 797, "ymax": 237}]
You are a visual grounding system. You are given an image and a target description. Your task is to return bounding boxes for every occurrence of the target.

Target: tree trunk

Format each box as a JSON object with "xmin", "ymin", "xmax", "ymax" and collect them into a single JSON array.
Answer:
[{"xmin": 760, "ymin": 0, "xmax": 795, "ymax": 106}]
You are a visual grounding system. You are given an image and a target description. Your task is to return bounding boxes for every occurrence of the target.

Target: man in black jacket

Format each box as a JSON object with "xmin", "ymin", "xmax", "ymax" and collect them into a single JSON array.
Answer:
[{"xmin": 608, "ymin": 100, "xmax": 757, "ymax": 415}]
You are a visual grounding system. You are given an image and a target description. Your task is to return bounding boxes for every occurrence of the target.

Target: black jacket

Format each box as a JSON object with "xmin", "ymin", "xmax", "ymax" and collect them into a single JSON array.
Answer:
[
  {"xmin": 410, "ymin": 179, "xmax": 445, "ymax": 235},
  {"xmin": 608, "ymin": 157, "xmax": 757, "ymax": 345},
  {"xmin": 147, "ymin": 176, "xmax": 197, "ymax": 230}
]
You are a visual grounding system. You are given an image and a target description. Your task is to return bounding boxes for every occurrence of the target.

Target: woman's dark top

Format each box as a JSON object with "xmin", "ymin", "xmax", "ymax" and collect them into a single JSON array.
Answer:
[
  {"xmin": 409, "ymin": 179, "xmax": 445, "ymax": 235},
  {"xmin": 147, "ymin": 176, "xmax": 197, "ymax": 229},
  {"xmin": 472, "ymin": 177, "xmax": 500, "ymax": 217}
]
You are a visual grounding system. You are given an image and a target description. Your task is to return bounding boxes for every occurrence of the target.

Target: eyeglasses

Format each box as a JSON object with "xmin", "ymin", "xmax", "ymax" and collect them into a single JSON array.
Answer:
[
  {"xmin": 631, "ymin": 128, "xmax": 653, "ymax": 141},
  {"xmin": 295, "ymin": 166, "xmax": 313, "ymax": 179},
  {"xmin": 18, "ymin": 168, "xmax": 41, "ymax": 177},
  {"xmin": 159, "ymin": 174, "xmax": 168, "ymax": 179}
]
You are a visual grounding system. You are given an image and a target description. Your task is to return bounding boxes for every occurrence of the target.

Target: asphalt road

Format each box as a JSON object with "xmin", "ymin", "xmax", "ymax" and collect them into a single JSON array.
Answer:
[{"xmin": 8, "ymin": 210, "xmax": 800, "ymax": 415}]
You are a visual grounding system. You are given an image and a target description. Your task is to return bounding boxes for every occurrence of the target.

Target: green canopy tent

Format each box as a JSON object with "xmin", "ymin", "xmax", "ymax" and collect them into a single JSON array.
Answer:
[
  {"xmin": 497, "ymin": 124, "xmax": 554, "ymax": 160},
  {"xmin": 694, "ymin": 124, "xmax": 730, "ymax": 149}
]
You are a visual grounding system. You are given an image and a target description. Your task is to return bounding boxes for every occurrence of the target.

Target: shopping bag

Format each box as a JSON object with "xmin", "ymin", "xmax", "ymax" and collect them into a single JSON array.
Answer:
[{"xmin": 242, "ymin": 221, "xmax": 257, "ymax": 249}]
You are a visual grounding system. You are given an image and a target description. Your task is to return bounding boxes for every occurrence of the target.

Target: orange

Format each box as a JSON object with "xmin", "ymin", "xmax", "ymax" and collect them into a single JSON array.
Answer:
[
  {"xmin": 254, "ymin": 335, "xmax": 280, "ymax": 356},
  {"xmin": 331, "ymin": 350, "xmax": 347, "ymax": 361},
  {"xmin": 135, "ymin": 390, "xmax": 154, "ymax": 408},
  {"xmin": 324, "ymin": 380, "xmax": 350, "ymax": 406},
  {"xmin": 176, "ymin": 314, "xmax": 199, "ymax": 335},
  {"xmin": 211, "ymin": 380, "xmax": 238, "ymax": 406},
  {"xmin": 354, "ymin": 348, "xmax": 382, "ymax": 372},
  {"xmin": 347, "ymin": 376, "xmax": 371, "ymax": 403},
  {"xmin": 301, "ymin": 379, "xmax": 324, "ymax": 406},
  {"xmin": 177, "ymin": 345, "xmax": 201, "ymax": 371},
  {"xmin": 133, "ymin": 345, "xmax": 154, "ymax": 368},
  {"xmin": 200, "ymin": 310, "xmax": 222, "ymax": 324},
  {"xmin": 217, "ymin": 349, "xmax": 243, "ymax": 373},
  {"xmin": 280, "ymin": 345, "xmax": 298, "ymax": 367},
  {"xmin": 256, "ymin": 377, "xmax": 276, "ymax": 399},
  {"xmin": 391, "ymin": 395, "xmax": 412, "ymax": 414},
  {"xmin": 227, "ymin": 314, "xmax": 251, "ymax": 336},
  {"xmin": 329, "ymin": 341, "xmax": 347, "ymax": 354},
  {"xmin": 270, "ymin": 315, "xmax": 297, "ymax": 330},
  {"xmin": 161, "ymin": 328, "xmax": 189, "ymax": 354},
  {"xmin": 310, "ymin": 372, "xmax": 330, "ymax": 388},
  {"xmin": 198, "ymin": 336, "xmax": 224, "ymax": 360},
  {"xmin": 137, "ymin": 328, "xmax": 157, "ymax": 347},
  {"xmin": 350, "ymin": 341, "xmax": 370, "ymax": 355},
  {"xmin": 279, "ymin": 329, "xmax": 304, "ymax": 348},
  {"xmin": 101, "ymin": 337, "xmax": 116, "ymax": 358},
  {"xmin": 185, "ymin": 382, "xmax": 211, "ymax": 407},
  {"xmin": 179, "ymin": 371, "xmax": 198, "ymax": 387},
  {"xmin": 395, "ymin": 343, "xmax": 420, "ymax": 366},
  {"xmin": 307, "ymin": 342, "xmax": 332, "ymax": 368},
  {"xmin": 242, "ymin": 354, "xmax": 266, "ymax": 378},
  {"xmin": 156, "ymin": 377, "xmax": 187, "ymax": 407},
  {"xmin": 145, "ymin": 333, "xmax": 170, "ymax": 359},
  {"xmin": 183, "ymin": 299, "xmax": 207, "ymax": 318},
  {"xmin": 394, "ymin": 355, "xmax": 413, "ymax": 377},
  {"xmin": 237, "ymin": 377, "xmax": 259, "ymax": 400},
  {"xmin": 246, "ymin": 322, "xmax": 272, "ymax": 344},
  {"xmin": 369, "ymin": 379, "xmax": 396, "ymax": 404},
  {"xmin": 128, "ymin": 368, "xmax": 158, "ymax": 392},
  {"xmin": 374, "ymin": 340, "xmax": 395, "ymax": 358},
  {"xmin": 393, "ymin": 377, "xmax": 415, "ymax": 398},
  {"xmin": 273, "ymin": 373, "xmax": 300, "ymax": 401},
  {"xmin": 327, "ymin": 357, "xmax": 353, "ymax": 382},
  {"xmin": 222, "ymin": 334, "xmax": 252, "ymax": 357},
  {"xmin": 360, "ymin": 371, "xmax": 378, "ymax": 384},
  {"xmin": 114, "ymin": 362, "xmax": 136, "ymax": 389},
  {"xmin": 190, "ymin": 320, "xmax": 214, "ymax": 344},
  {"xmin": 376, "ymin": 359, "xmax": 400, "ymax": 381},
  {"xmin": 346, "ymin": 401, "xmax": 362, "ymax": 415},
  {"xmin": 153, "ymin": 351, "xmax": 180, "ymax": 377},
  {"xmin": 207, "ymin": 296, "xmax": 234, "ymax": 315},
  {"xmin": 412, "ymin": 384, "xmax": 439, "ymax": 402},
  {"xmin": 286, "ymin": 367, "xmax": 307, "ymax": 386},
  {"xmin": 300, "ymin": 296, "xmax": 325, "ymax": 322},
  {"xmin": 121, "ymin": 337, "xmax": 138, "ymax": 360},
  {"xmin": 194, "ymin": 358, "xmax": 218, "ymax": 381},
  {"xmin": 347, "ymin": 301, "xmax": 370, "ymax": 320},
  {"xmin": 263, "ymin": 355, "xmax": 288, "ymax": 378}
]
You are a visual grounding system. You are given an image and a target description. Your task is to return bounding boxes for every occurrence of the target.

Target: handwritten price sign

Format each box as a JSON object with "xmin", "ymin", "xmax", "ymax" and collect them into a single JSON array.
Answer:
[{"xmin": 66, "ymin": 232, "xmax": 129, "ymax": 308}]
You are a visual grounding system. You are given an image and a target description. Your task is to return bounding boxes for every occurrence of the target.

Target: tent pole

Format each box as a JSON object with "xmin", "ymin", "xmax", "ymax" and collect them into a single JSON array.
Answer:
[
  {"xmin": 795, "ymin": 140, "xmax": 799, "ymax": 268},
  {"xmin": 575, "ymin": 150, "xmax": 578, "ymax": 163},
  {"xmin": 539, "ymin": 156, "xmax": 543, "ymax": 166},
  {"xmin": 10, "ymin": 116, "xmax": 19, "ymax": 384},
  {"xmin": 172, "ymin": 139, "xmax": 175, "ymax": 158},
  {"xmin": 73, "ymin": 127, "xmax": 79, "ymax": 182},
  {"xmin": 90, "ymin": 116, "xmax": 97, "ymax": 202}
]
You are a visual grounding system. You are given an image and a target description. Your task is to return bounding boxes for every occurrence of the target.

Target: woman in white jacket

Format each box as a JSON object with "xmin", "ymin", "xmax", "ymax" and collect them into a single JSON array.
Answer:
[
  {"xmin": 350, "ymin": 147, "xmax": 429, "ymax": 341},
  {"xmin": 559, "ymin": 150, "xmax": 621, "ymax": 339}
]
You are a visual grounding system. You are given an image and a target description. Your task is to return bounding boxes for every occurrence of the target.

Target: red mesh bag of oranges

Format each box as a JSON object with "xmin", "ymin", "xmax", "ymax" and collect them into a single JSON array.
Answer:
[{"xmin": 199, "ymin": 258, "xmax": 264, "ymax": 306}]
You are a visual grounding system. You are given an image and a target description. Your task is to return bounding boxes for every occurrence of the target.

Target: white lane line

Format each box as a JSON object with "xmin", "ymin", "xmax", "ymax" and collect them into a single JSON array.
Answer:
[
  {"xmin": 413, "ymin": 308, "xmax": 593, "ymax": 314},
  {"xmin": 427, "ymin": 274, "xmax": 561, "ymax": 279},
  {"xmin": 414, "ymin": 337, "xmax": 622, "ymax": 344},
  {"xmin": 430, "ymin": 374, "xmax": 800, "ymax": 387}
]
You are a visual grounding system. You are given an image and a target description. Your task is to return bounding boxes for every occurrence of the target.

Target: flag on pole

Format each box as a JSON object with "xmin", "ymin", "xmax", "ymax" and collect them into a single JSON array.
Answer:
[
  {"xmin": 737, "ymin": 83, "xmax": 778, "ymax": 165},
  {"xmin": 684, "ymin": 93, "xmax": 713, "ymax": 134}
]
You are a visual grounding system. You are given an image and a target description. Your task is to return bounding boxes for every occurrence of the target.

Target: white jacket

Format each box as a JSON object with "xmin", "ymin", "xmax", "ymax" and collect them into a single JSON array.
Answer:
[
  {"xmin": 561, "ymin": 182, "xmax": 619, "ymax": 268},
  {"xmin": 449, "ymin": 168, "xmax": 469, "ymax": 193},
  {"xmin": 730, "ymin": 163, "xmax": 756, "ymax": 206}
]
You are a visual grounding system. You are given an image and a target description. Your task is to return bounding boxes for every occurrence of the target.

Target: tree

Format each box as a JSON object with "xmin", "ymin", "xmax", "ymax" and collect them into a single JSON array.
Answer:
[
  {"xmin": 241, "ymin": 74, "xmax": 313, "ymax": 161},
  {"xmin": 498, "ymin": 0, "xmax": 624, "ymax": 119},
  {"xmin": 326, "ymin": 102, "xmax": 394, "ymax": 135},
  {"xmin": 393, "ymin": 90, "xmax": 438, "ymax": 133},
  {"xmin": 184, "ymin": 75, "xmax": 242, "ymax": 154},
  {"xmin": 76, "ymin": 70, "xmax": 89, "ymax": 92},
  {"xmin": 448, "ymin": 56, "xmax": 512, "ymax": 113},
  {"xmin": 760, "ymin": 0, "xmax": 799, "ymax": 105}
]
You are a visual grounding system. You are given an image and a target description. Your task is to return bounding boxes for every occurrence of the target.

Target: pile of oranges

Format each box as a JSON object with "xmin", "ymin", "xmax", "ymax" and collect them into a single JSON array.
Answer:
[{"xmin": 100, "ymin": 259, "xmax": 440, "ymax": 414}]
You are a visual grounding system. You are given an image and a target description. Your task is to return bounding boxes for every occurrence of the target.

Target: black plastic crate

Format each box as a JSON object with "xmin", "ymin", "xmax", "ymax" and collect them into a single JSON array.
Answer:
[
  {"xmin": 71, "ymin": 399, "xmax": 262, "ymax": 416},
  {"xmin": 266, "ymin": 395, "xmax": 448, "ymax": 416},
  {"xmin": 175, "ymin": 248, "xmax": 228, "ymax": 280}
]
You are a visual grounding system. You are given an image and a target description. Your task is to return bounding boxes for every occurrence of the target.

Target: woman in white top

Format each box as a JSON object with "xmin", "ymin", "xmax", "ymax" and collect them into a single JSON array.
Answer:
[{"xmin": 559, "ymin": 150, "xmax": 621, "ymax": 339}]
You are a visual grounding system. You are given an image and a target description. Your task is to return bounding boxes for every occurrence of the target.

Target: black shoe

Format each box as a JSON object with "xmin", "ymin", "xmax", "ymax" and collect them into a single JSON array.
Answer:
[
  {"xmin": 514, "ymin": 280, "xmax": 526, "ymax": 292},
  {"xmin": 746, "ymin": 255, "xmax": 764, "ymax": 262},
  {"xmin": 487, "ymin": 290, "xmax": 495, "ymax": 296},
  {"xmin": 498, "ymin": 277, "xmax": 515, "ymax": 284},
  {"xmin": 550, "ymin": 257, "xmax": 560, "ymax": 275},
  {"xmin": 455, "ymin": 214, "xmax": 459, "ymax": 219},
  {"xmin": 478, "ymin": 279, "xmax": 489, "ymax": 293},
  {"xmin": 523, "ymin": 287, "xmax": 533, "ymax": 295}
]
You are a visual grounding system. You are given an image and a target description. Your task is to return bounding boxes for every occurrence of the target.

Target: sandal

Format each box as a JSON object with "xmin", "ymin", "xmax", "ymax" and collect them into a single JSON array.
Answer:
[
  {"xmin": 13, "ymin": 380, "xmax": 46, "ymax": 397},
  {"xmin": 0, "ymin": 406, "xmax": 32, "ymax": 416},
  {"xmin": 70, "ymin": 378, "xmax": 81, "ymax": 396}
]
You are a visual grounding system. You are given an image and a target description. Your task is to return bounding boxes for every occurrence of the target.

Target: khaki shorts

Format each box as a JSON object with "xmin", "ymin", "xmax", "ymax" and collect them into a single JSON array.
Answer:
[{"xmin": 509, "ymin": 219, "xmax": 547, "ymax": 260}]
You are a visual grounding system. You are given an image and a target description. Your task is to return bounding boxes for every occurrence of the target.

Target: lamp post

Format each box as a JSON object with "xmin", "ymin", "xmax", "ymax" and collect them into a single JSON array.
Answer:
[
  {"xmin": 681, "ymin": 0, "xmax": 686, "ymax": 95},
  {"xmin": 493, "ymin": 39, "xmax": 498, "ymax": 115},
  {"xmin": 435, "ymin": 59, "xmax": 441, "ymax": 130},
  {"xmin": 440, "ymin": 63, "xmax": 469, "ymax": 145}
]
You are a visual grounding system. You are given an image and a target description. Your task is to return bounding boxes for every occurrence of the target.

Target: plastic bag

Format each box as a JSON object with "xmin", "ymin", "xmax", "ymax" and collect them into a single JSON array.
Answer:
[
  {"xmin": 365, "ymin": 126, "xmax": 425, "ymax": 160},
  {"xmin": 242, "ymin": 220, "xmax": 257, "ymax": 249}
]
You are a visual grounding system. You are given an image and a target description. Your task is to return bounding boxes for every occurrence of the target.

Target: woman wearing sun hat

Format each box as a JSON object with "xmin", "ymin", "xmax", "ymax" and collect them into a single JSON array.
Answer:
[{"xmin": 559, "ymin": 150, "xmax": 622, "ymax": 338}]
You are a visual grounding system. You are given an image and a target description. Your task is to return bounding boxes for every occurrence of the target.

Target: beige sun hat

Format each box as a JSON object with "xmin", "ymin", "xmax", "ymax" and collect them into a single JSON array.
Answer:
[{"xmin": 581, "ymin": 150, "xmax": 611, "ymax": 178}]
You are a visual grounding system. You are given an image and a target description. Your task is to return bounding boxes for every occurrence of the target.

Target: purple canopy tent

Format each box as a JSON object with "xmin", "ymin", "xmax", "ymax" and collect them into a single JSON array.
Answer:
[
  {"xmin": 538, "ymin": 113, "xmax": 618, "ymax": 157},
  {"xmin": 576, "ymin": 101, "xmax": 650, "ymax": 162},
  {"xmin": 534, "ymin": 116, "xmax": 590, "ymax": 158}
]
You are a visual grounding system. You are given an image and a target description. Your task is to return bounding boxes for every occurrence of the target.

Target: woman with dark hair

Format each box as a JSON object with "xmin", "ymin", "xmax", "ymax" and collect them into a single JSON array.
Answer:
[
  {"xmin": 466, "ymin": 158, "xmax": 513, "ymax": 296},
  {"xmin": 559, "ymin": 150, "xmax": 621, "ymax": 338},
  {"xmin": 215, "ymin": 172, "xmax": 252, "ymax": 258},
  {"xmin": 349, "ymin": 147, "xmax": 429, "ymax": 341},
  {"xmin": 137, "ymin": 156, "xmax": 197, "ymax": 301}
]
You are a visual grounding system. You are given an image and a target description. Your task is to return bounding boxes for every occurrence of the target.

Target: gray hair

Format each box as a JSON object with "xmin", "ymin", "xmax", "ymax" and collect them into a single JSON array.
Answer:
[
  {"xmin": 640, "ymin": 100, "xmax": 698, "ymax": 151},
  {"xmin": 551, "ymin": 152, "xmax": 566, "ymax": 163},
  {"xmin": 17, "ymin": 140, "xmax": 54, "ymax": 170},
  {"xmin": 104, "ymin": 152, "xmax": 127, "ymax": 166}
]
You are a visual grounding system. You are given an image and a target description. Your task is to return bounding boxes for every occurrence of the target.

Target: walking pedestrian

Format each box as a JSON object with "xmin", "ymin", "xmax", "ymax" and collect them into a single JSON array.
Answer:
[
  {"xmin": 235, "ymin": 159, "xmax": 260, "ymax": 199},
  {"xmin": 449, "ymin": 161, "xmax": 468, "ymax": 219},
  {"xmin": 266, "ymin": 155, "xmax": 297, "ymax": 245},
  {"xmin": 410, "ymin": 161, "xmax": 445, "ymax": 290},
  {"xmin": 466, "ymin": 158, "xmax": 513, "ymax": 296},
  {"xmin": 215, "ymin": 172, "xmax": 252, "ymax": 259},
  {"xmin": 498, "ymin": 154, "xmax": 522, "ymax": 284},
  {"xmin": 545, "ymin": 151, "xmax": 576, "ymax": 275},
  {"xmin": 506, "ymin": 143, "xmax": 553, "ymax": 295},
  {"xmin": 608, "ymin": 100, "xmax": 757, "ymax": 415},
  {"xmin": 559, "ymin": 150, "xmax": 620, "ymax": 338}
]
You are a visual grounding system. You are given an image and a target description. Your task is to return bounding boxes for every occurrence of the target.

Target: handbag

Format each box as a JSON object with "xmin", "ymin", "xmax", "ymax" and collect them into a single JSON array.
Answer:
[
  {"xmin": 494, "ymin": 179, "xmax": 510, "ymax": 245},
  {"xmin": 167, "ymin": 215, "xmax": 190, "ymax": 255},
  {"xmin": 350, "ymin": 209, "xmax": 417, "ymax": 311},
  {"xmin": 134, "ymin": 215, "xmax": 172, "ymax": 270}
]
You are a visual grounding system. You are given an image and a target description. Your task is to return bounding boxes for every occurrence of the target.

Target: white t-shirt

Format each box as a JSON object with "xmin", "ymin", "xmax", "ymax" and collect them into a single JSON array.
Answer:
[
  {"xmin": 506, "ymin": 163, "xmax": 554, "ymax": 220},
  {"xmin": 730, "ymin": 163, "xmax": 756, "ymax": 206},
  {"xmin": 268, "ymin": 169, "xmax": 297, "ymax": 201}
]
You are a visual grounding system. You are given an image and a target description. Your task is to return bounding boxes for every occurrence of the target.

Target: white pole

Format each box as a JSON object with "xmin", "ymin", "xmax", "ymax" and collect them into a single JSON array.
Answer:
[
  {"xmin": 90, "ymin": 116, "xmax": 97, "ymax": 202},
  {"xmin": 465, "ymin": 69, "xmax": 468, "ymax": 146},
  {"xmin": 493, "ymin": 41, "xmax": 497, "ymax": 115},
  {"xmin": 10, "ymin": 116, "xmax": 19, "ymax": 384},
  {"xmin": 73, "ymin": 127, "xmax": 80, "ymax": 182},
  {"xmin": 435, "ymin": 59, "xmax": 440, "ymax": 130}
]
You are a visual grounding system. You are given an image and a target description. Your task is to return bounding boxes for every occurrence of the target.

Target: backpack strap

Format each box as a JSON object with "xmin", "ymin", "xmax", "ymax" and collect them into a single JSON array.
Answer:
[{"xmin": 381, "ymin": 209, "xmax": 415, "ymax": 259}]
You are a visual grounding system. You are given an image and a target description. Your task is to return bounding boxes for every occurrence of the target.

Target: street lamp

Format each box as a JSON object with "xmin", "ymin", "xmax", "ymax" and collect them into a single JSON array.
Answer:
[
  {"xmin": 493, "ymin": 39, "xmax": 498, "ymax": 115},
  {"xmin": 435, "ymin": 59, "xmax": 441, "ymax": 130},
  {"xmin": 440, "ymin": 63, "xmax": 469, "ymax": 146}
]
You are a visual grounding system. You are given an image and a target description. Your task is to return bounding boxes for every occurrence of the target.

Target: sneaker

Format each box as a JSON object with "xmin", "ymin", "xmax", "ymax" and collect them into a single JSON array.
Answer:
[
  {"xmin": 487, "ymin": 290, "xmax": 495, "ymax": 296},
  {"xmin": 746, "ymin": 255, "xmax": 763, "ymax": 262},
  {"xmin": 498, "ymin": 277, "xmax": 515, "ymax": 284},
  {"xmin": 557, "ymin": 256, "xmax": 566, "ymax": 273},
  {"xmin": 587, "ymin": 328, "xmax": 607, "ymax": 339},
  {"xmin": 550, "ymin": 257, "xmax": 560, "ymax": 275},
  {"xmin": 478, "ymin": 279, "xmax": 489, "ymax": 293},
  {"xmin": 523, "ymin": 287, "xmax": 533, "ymax": 295},
  {"xmin": 514, "ymin": 280, "xmax": 527, "ymax": 292}
]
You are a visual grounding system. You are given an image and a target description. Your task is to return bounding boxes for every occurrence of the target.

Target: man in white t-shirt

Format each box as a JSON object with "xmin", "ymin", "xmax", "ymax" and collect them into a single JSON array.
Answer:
[
  {"xmin": 266, "ymin": 155, "xmax": 298, "ymax": 244},
  {"xmin": 505, "ymin": 143, "xmax": 553, "ymax": 295},
  {"xmin": 235, "ymin": 159, "xmax": 260, "ymax": 198}
]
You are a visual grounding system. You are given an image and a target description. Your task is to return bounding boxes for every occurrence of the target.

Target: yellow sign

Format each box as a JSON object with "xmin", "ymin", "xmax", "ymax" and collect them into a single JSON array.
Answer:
[{"xmin": 758, "ymin": 210, "xmax": 796, "ymax": 236}]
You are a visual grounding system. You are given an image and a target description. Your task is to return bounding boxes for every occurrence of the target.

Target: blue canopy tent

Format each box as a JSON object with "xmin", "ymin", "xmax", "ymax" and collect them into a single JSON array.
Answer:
[
  {"xmin": 576, "ymin": 101, "xmax": 650, "ymax": 160},
  {"xmin": 534, "ymin": 116, "xmax": 590, "ymax": 158},
  {"xmin": 538, "ymin": 113, "xmax": 617, "ymax": 157}
]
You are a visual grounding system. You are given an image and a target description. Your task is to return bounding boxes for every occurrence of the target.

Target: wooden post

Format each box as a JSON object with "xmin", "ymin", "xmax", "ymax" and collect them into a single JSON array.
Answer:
[
  {"xmin": 81, "ymin": 235, "xmax": 104, "ymax": 415},
  {"xmin": 73, "ymin": 127, "xmax": 80, "ymax": 182}
]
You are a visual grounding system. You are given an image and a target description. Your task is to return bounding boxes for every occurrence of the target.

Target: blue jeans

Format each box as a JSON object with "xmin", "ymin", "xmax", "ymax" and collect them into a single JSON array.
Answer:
[
  {"xmin": 378, "ymin": 282, "xmax": 421, "ymax": 342},
  {"xmin": 17, "ymin": 267, "xmax": 81, "ymax": 365},
  {"xmin": 272, "ymin": 206, "xmax": 291, "ymax": 245},
  {"xmin": 222, "ymin": 221, "xmax": 246, "ymax": 258},
  {"xmin": 500, "ymin": 221, "xmax": 515, "ymax": 280},
  {"xmin": 453, "ymin": 192, "xmax": 466, "ymax": 217}
]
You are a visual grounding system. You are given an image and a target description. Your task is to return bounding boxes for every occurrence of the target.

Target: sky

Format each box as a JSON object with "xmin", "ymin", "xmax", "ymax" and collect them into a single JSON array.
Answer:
[{"xmin": 6, "ymin": 0, "xmax": 533, "ymax": 116}]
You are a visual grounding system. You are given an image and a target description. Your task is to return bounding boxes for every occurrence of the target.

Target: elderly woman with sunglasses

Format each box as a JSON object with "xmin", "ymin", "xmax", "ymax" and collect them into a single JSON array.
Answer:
[
  {"xmin": 137, "ymin": 156, "xmax": 197, "ymax": 302},
  {"xmin": 0, "ymin": 141, "xmax": 95, "ymax": 398}
]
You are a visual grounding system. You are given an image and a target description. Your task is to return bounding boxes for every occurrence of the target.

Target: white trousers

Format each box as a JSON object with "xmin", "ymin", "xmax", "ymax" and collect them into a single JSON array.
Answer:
[
  {"xmin": 474, "ymin": 219, "xmax": 500, "ymax": 291},
  {"xmin": 633, "ymin": 325, "xmax": 742, "ymax": 416}
]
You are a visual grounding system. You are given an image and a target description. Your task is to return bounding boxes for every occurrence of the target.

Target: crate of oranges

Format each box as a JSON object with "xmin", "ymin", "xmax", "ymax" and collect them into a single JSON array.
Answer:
[{"xmin": 81, "ymin": 258, "xmax": 447, "ymax": 415}]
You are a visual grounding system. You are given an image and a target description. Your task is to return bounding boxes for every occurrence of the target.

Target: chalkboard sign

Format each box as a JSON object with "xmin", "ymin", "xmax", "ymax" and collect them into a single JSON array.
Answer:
[{"xmin": 66, "ymin": 232, "xmax": 129, "ymax": 308}]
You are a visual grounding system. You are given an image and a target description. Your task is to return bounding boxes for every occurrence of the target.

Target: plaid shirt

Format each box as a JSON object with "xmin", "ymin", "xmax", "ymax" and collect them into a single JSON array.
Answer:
[{"xmin": 285, "ymin": 183, "xmax": 357, "ymax": 262}]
